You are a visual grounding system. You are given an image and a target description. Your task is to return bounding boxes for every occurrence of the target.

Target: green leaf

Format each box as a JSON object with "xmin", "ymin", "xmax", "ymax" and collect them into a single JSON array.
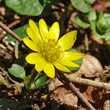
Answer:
[
  {"xmin": 8, "ymin": 64, "xmax": 26, "ymax": 79},
  {"xmin": 71, "ymin": 0, "xmax": 92, "ymax": 13},
  {"xmin": 66, "ymin": 49, "xmax": 83, "ymax": 72},
  {"xmin": 0, "ymin": 98, "xmax": 19, "ymax": 109},
  {"xmin": 104, "ymin": 29, "xmax": 110, "ymax": 41},
  {"xmin": 29, "ymin": 75, "xmax": 48, "ymax": 90},
  {"xmin": 88, "ymin": 10, "xmax": 97, "ymax": 21},
  {"xmin": 40, "ymin": 0, "xmax": 59, "ymax": 16},
  {"xmin": 85, "ymin": 0, "xmax": 95, "ymax": 4},
  {"xmin": 74, "ymin": 16, "xmax": 90, "ymax": 28},
  {"xmin": 7, "ymin": 24, "xmax": 29, "ymax": 42},
  {"xmin": 14, "ymin": 54, "xmax": 26, "ymax": 66},
  {"xmin": 5, "ymin": 0, "xmax": 59, "ymax": 16},
  {"xmin": 5, "ymin": 0, "xmax": 46, "ymax": 16},
  {"xmin": 91, "ymin": 20, "xmax": 110, "ymax": 41},
  {"xmin": 104, "ymin": 13, "xmax": 110, "ymax": 27},
  {"xmin": 97, "ymin": 12, "xmax": 109, "ymax": 32}
]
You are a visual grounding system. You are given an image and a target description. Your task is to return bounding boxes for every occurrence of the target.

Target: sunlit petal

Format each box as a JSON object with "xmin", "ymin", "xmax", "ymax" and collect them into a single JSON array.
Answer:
[
  {"xmin": 64, "ymin": 51, "xmax": 85, "ymax": 61},
  {"xmin": 35, "ymin": 57, "xmax": 47, "ymax": 72},
  {"xmin": 58, "ymin": 30, "xmax": 77, "ymax": 50},
  {"xmin": 26, "ymin": 53, "xmax": 47, "ymax": 72},
  {"xmin": 23, "ymin": 38, "xmax": 39, "ymax": 52},
  {"xmin": 39, "ymin": 19, "xmax": 48, "ymax": 39},
  {"xmin": 44, "ymin": 63, "xmax": 55, "ymax": 78},
  {"xmin": 26, "ymin": 27, "xmax": 40, "ymax": 44},
  {"xmin": 48, "ymin": 22, "xmax": 60, "ymax": 40},
  {"xmin": 26, "ymin": 53, "xmax": 40, "ymax": 64},
  {"xmin": 29, "ymin": 19, "xmax": 41, "ymax": 40},
  {"xmin": 53, "ymin": 61, "xmax": 71, "ymax": 72},
  {"xmin": 58, "ymin": 57, "xmax": 80, "ymax": 67}
]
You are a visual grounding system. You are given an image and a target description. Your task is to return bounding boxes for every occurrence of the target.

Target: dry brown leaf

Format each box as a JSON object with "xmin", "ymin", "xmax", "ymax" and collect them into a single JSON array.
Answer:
[
  {"xmin": 103, "ymin": 100, "xmax": 110, "ymax": 110},
  {"xmin": 48, "ymin": 78, "xmax": 63, "ymax": 91},
  {"xmin": 50, "ymin": 86, "xmax": 78, "ymax": 108},
  {"xmin": 77, "ymin": 55, "xmax": 103, "ymax": 77}
]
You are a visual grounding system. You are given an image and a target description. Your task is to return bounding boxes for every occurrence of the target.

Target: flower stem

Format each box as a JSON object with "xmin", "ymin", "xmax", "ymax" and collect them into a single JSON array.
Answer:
[
  {"xmin": 26, "ymin": 68, "xmax": 37, "ymax": 89},
  {"xmin": 56, "ymin": 69, "xmax": 96, "ymax": 110}
]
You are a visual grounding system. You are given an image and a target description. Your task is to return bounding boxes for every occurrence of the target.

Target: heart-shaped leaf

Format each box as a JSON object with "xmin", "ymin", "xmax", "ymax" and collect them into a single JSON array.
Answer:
[{"xmin": 8, "ymin": 64, "xmax": 26, "ymax": 79}]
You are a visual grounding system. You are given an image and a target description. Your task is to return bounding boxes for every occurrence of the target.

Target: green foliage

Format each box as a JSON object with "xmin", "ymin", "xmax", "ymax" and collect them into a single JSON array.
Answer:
[
  {"xmin": 74, "ymin": 8, "xmax": 110, "ymax": 41},
  {"xmin": 29, "ymin": 75, "xmax": 48, "ymax": 90},
  {"xmin": 7, "ymin": 24, "xmax": 29, "ymax": 42},
  {"xmin": 74, "ymin": 16, "xmax": 90, "ymax": 28},
  {"xmin": 89, "ymin": 12, "xmax": 110, "ymax": 41},
  {"xmin": 8, "ymin": 64, "xmax": 26, "ymax": 80},
  {"xmin": 5, "ymin": 0, "xmax": 59, "ymax": 16},
  {"xmin": 14, "ymin": 55, "xmax": 26, "ymax": 66},
  {"xmin": 85, "ymin": 0, "xmax": 95, "ymax": 4},
  {"xmin": 97, "ymin": 13, "xmax": 110, "ymax": 32},
  {"xmin": 0, "ymin": 98, "xmax": 19, "ymax": 109},
  {"xmin": 70, "ymin": 0, "xmax": 92, "ymax": 13},
  {"xmin": 88, "ymin": 10, "xmax": 97, "ymax": 21},
  {"xmin": 91, "ymin": 20, "xmax": 110, "ymax": 41}
]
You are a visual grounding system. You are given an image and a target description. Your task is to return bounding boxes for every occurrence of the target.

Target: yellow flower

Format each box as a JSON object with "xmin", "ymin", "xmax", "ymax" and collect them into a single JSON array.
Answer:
[{"xmin": 23, "ymin": 19, "xmax": 85, "ymax": 78}]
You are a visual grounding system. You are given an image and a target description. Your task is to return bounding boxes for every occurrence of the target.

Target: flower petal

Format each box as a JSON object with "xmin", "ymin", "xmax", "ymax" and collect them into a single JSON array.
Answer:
[
  {"xmin": 26, "ymin": 27, "xmax": 40, "ymax": 44},
  {"xmin": 53, "ymin": 61, "xmax": 71, "ymax": 72},
  {"xmin": 35, "ymin": 56, "xmax": 47, "ymax": 72},
  {"xmin": 39, "ymin": 19, "xmax": 48, "ymax": 39},
  {"xmin": 58, "ymin": 30, "xmax": 77, "ymax": 50},
  {"xmin": 48, "ymin": 22, "xmax": 60, "ymax": 41},
  {"xmin": 26, "ymin": 53, "xmax": 40, "ymax": 64},
  {"xmin": 58, "ymin": 57, "xmax": 79, "ymax": 67},
  {"xmin": 44, "ymin": 63, "xmax": 55, "ymax": 78},
  {"xmin": 29, "ymin": 19, "xmax": 41, "ymax": 40},
  {"xmin": 26, "ymin": 52, "xmax": 47, "ymax": 72},
  {"xmin": 23, "ymin": 38, "xmax": 39, "ymax": 52},
  {"xmin": 64, "ymin": 51, "xmax": 85, "ymax": 61}
]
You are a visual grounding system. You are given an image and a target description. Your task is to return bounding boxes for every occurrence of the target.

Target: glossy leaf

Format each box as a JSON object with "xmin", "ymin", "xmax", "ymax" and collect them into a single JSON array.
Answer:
[
  {"xmin": 71, "ymin": 0, "xmax": 92, "ymax": 13},
  {"xmin": 29, "ymin": 75, "xmax": 48, "ymax": 90},
  {"xmin": 8, "ymin": 64, "xmax": 26, "ymax": 79},
  {"xmin": 5, "ymin": 0, "xmax": 59, "ymax": 16},
  {"xmin": 5, "ymin": 0, "xmax": 46, "ymax": 16}
]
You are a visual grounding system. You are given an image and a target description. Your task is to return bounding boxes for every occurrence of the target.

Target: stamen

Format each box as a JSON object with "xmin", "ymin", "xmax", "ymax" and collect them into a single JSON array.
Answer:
[{"xmin": 40, "ymin": 39, "xmax": 63, "ymax": 62}]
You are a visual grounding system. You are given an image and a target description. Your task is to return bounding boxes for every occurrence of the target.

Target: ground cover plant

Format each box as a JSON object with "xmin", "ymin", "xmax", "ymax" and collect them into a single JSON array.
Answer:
[{"xmin": 0, "ymin": 0, "xmax": 110, "ymax": 110}]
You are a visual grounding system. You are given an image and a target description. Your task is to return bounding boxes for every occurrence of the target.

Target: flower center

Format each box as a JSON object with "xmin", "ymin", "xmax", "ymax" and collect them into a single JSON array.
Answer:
[{"xmin": 40, "ymin": 39, "xmax": 63, "ymax": 63}]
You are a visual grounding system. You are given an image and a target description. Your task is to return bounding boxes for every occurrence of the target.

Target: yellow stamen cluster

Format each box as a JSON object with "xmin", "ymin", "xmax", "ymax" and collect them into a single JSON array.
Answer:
[{"xmin": 40, "ymin": 39, "xmax": 63, "ymax": 63}]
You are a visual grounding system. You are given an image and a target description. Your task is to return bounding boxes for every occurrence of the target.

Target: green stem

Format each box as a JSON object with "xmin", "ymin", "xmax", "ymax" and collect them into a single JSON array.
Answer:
[{"xmin": 26, "ymin": 68, "xmax": 37, "ymax": 89}]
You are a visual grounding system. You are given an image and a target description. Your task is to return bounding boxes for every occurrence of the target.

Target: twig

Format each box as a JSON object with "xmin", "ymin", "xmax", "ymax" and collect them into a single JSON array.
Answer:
[
  {"xmin": 56, "ymin": 70, "xmax": 96, "ymax": 110},
  {"xmin": 0, "ymin": 20, "xmax": 20, "ymax": 34},
  {"xmin": 14, "ymin": 41, "xmax": 19, "ymax": 58},
  {"xmin": 0, "ymin": 21, "xmax": 23, "ymax": 43},
  {"xmin": 65, "ymin": 75, "xmax": 110, "ymax": 90}
]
